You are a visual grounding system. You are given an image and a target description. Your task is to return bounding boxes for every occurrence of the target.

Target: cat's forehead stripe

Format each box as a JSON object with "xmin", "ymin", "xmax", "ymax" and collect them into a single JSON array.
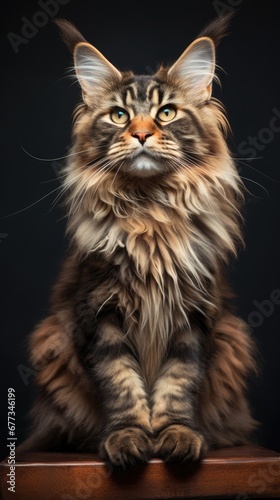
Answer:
[
  {"xmin": 148, "ymin": 83, "xmax": 165, "ymax": 108},
  {"xmin": 122, "ymin": 79, "xmax": 165, "ymax": 110},
  {"xmin": 124, "ymin": 84, "xmax": 137, "ymax": 106}
]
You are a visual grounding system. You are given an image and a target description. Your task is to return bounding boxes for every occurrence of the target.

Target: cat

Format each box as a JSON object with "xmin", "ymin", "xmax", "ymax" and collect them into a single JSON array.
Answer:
[{"xmin": 18, "ymin": 13, "xmax": 258, "ymax": 467}]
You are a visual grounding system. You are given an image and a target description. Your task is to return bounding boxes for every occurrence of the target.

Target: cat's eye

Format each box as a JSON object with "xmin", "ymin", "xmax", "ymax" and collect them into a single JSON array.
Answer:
[
  {"xmin": 110, "ymin": 108, "xmax": 130, "ymax": 124},
  {"xmin": 157, "ymin": 105, "xmax": 177, "ymax": 122}
]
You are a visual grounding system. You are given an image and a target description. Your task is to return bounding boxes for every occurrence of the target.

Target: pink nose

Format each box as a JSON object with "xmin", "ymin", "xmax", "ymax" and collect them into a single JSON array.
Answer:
[{"xmin": 132, "ymin": 131, "xmax": 153, "ymax": 145}]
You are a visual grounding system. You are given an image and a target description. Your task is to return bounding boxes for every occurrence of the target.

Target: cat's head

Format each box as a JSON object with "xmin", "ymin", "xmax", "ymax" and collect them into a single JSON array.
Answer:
[{"xmin": 56, "ymin": 15, "xmax": 236, "ymax": 183}]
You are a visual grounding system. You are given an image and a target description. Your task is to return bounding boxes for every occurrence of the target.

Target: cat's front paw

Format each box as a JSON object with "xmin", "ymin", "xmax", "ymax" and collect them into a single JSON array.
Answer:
[
  {"xmin": 99, "ymin": 427, "xmax": 151, "ymax": 467},
  {"xmin": 154, "ymin": 424, "xmax": 207, "ymax": 463}
]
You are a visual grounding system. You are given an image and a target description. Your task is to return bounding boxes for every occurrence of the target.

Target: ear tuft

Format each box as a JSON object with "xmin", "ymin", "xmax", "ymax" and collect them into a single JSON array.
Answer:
[
  {"xmin": 197, "ymin": 11, "xmax": 235, "ymax": 47},
  {"xmin": 55, "ymin": 19, "xmax": 122, "ymax": 103},
  {"xmin": 54, "ymin": 18, "xmax": 86, "ymax": 53}
]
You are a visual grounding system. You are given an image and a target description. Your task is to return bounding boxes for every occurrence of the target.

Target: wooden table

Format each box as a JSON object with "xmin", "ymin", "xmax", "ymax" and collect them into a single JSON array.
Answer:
[{"xmin": 1, "ymin": 445, "xmax": 280, "ymax": 499}]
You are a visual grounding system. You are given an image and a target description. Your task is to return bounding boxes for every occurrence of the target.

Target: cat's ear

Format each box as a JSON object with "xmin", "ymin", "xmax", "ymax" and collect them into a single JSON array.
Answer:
[
  {"xmin": 54, "ymin": 19, "xmax": 121, "ymax": 104},
  {"xmin": 167, "ymin": 37, "xmax": 215, "ymax": 101},
  {"xmin": 73, "ymin": 42, "xmax": 122, "ymax": 101}
]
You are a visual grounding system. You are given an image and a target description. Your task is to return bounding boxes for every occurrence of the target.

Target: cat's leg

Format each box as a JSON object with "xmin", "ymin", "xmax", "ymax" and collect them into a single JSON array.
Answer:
[
  {"xmin": 200, "ymin": 314, "xmax": 258, "ymax": 448},
  {"xmin": 18, "ymin": 315, "xmax": 102, "ymax": 453},
  {"xmin": 151, "ymin": 328, "xmax": 207, "ymax": 463},
  {"xmin": 74, "ymin": 317, "xmax": 152, "ymax": 467},
  {"xmin": 16, "ymin": 397, "xmax": 71, "ymax": 453}
]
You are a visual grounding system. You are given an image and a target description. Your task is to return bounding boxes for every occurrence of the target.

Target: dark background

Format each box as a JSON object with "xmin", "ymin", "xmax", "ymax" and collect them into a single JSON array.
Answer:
[{"xmin": 1, "ymin": 0, "xmax": 280, "ymax": 461}]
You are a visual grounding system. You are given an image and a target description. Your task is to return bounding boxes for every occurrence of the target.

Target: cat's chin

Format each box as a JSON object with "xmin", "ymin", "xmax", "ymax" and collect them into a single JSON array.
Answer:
[{"xmin": 125, "ymin": 155, "xmax": 163, "ymax": 178}]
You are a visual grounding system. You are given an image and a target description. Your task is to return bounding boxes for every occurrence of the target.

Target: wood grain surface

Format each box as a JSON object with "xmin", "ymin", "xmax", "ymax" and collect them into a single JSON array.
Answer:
[{"xmin": 1, "ymin": 445, "xmax": 280, "ymax": 499}]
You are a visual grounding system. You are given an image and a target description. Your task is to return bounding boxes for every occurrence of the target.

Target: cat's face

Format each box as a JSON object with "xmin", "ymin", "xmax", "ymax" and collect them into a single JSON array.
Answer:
[
  {"xmin": 58, "ymin": 19, "xmax": 243, "ymax": 259},
  {"xmin": 70, "ymin": 36, "xmax": 228, "ymax": 180}
]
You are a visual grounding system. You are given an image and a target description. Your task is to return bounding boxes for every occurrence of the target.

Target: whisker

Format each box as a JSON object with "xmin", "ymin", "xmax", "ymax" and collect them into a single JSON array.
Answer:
[
  {"xmin": 177, "ymin": 151, "xmax": 269, "ymax": 199},
  {"xmin": 20, "ymin": 144, "xmax": 97, "ymax": 163},
  {"xmin": 68, "ymin": 159, "xmax": 117, "ymax": 215},
  {"xmin": 238, "ymin": 176, "xmax": 270, "ymax": 197},
  {"xmin": 48, "ymin": 165, "xmax": 88, "ymax": 213},
  {"xmin": 110, "ymin": 161, "xmax": 124, "ymax": 191},
  {"xmin": 1, "ymin": 185, "xmax": 63, "ymax": 219},
  {"xmin": 201, "ymin": 150, "xmax": 280, "ymax": 185}
]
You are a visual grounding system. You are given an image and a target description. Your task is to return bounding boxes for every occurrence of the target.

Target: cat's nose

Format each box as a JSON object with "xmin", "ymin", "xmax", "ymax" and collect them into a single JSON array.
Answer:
[{"xmin": 132, "ymin": 131, "xmax": 153, "ymax": 145}]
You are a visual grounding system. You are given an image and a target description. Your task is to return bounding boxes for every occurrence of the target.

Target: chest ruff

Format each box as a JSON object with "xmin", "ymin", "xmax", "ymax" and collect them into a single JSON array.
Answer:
[
  {"xmin": 68, "ymin": 174, "xmax": 239, "ymax": 385},
  {"xmin": 106, "ymin": 212, "xmax": 215, "ymax": 386}
]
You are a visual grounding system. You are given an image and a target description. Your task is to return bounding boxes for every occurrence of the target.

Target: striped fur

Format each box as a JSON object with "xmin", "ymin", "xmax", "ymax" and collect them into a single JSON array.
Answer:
[{"xmin": 19, "ymin": 15, "xmax": 258, "ymax": 466}]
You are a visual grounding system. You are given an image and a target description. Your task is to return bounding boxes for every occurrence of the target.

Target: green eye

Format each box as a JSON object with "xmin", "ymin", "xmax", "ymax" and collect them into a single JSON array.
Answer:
[
  {"xmin": 157, "ymin": 105, "xmax": 177, "ymax": 122},
  {"xmin": 110, "ymin": 108, "xmax": 129, "ymax": 124}
]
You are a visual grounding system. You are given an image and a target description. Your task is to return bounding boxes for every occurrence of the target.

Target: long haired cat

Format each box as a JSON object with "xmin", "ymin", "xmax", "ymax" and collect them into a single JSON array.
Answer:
[{"xmin": 19, "ymin": 14, "xmax": 258, "ymax": 466}]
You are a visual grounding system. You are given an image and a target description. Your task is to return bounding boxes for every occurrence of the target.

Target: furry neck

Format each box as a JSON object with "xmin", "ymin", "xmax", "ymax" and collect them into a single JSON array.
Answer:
[
  {"xmin": 64, "ymin": 161, "xmax": 243, "ymax": 386},
  {"xmin": 65, "ymin": 161, "xmax": 243, "ymax": 273}
]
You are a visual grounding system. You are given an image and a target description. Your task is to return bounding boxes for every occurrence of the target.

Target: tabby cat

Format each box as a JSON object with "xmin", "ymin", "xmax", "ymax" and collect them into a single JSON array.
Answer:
[{"xmin": 19, "ymin": 14, "xmax": 258, "ymax": 466}]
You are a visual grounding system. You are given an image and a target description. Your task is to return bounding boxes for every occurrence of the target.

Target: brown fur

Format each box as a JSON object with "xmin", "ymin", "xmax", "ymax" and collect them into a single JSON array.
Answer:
[{"xmin": 18, "ymin": 14, "xmax": 259, "ymax": 466}]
